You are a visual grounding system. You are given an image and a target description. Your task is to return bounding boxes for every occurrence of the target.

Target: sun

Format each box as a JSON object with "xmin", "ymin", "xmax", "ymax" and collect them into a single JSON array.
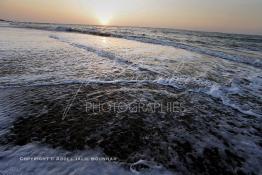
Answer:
[
  {"xmin": 84, "ymin": 0, "xmax": 115, "ymax": 26},
  {"xmin": 98, "ymin": 16, "xmax": 111, "ymax": 26}
]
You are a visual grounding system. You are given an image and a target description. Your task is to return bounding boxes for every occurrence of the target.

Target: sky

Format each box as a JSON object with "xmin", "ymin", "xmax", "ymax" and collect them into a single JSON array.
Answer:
[{"xmin": 0, "ymin": 0, "xmax": 262, "ymax": 35}]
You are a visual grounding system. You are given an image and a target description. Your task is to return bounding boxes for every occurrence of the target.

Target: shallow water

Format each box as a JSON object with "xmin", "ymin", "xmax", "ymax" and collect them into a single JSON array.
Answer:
[
  {"xmin": 0, "ymin": 22, "xmax": 261, "ymax": 174},
  {"xmin": 12, "ymin": 22, "xmax": 262, "ymax": 68}
]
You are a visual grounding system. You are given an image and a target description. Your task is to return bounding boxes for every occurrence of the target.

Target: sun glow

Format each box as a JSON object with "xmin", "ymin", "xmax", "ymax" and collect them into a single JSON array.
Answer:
[
  {"xmin": 82, "ymin": 0, "xmax": 116, "ymax": 26},
  {"xmin": 98, "ymin": 15, "xmax": 111, "ymax": 26}
]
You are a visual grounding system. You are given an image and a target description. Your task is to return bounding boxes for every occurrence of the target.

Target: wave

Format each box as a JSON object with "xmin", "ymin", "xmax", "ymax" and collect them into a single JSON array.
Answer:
[
  {"xmin": 1, "ymin": 75, "xmax": 260, "ymax": 117},
  {"xmin": 0, "ymin": 78, "xmax": 211, "ymax": 90},
  {"xmin": 207, "ymin": 84, "xmax": 262, "ymax": 118},
  {"xmin": 10, "ymin": 22, "xmax": 262, "ymax": 68},
  {"xmin": 49, "ymin": 35, "xmax": 132, "ymax": 65},
  {"xmin": 49, "ymin": 34, "xmax": 167, "ymax": 76}
]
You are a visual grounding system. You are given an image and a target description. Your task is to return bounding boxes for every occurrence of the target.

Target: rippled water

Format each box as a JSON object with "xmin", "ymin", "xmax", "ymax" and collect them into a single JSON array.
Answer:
[
  {"xmin": 11, "ymin": 21, "xmax": 262, "ymax": 68},
  {"xmin": 0, "ymin": 21, "xmax": 261, "ymax": 175}
]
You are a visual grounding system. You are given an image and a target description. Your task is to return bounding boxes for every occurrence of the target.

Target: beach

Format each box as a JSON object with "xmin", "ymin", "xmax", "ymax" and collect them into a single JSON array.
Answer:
[{"xmin": 0, "ymin": 22, "xmax": 261, "ymax": 175}]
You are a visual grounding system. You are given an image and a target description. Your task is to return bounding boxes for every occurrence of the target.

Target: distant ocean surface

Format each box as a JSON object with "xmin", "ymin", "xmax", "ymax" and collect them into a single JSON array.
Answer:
[
  {"xmin": 0, "ymin": 21, "xmax": 261, "ymax": 175},
  {"xmin": 10, "ymin": 22, "xmax": 262, "ymax": 68}
]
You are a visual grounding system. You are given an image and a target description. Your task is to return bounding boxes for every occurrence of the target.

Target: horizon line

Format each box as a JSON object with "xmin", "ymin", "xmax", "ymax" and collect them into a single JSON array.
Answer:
[{"xmin": 1, "ymin": 18, "xmax": 261, "ymax": 37}]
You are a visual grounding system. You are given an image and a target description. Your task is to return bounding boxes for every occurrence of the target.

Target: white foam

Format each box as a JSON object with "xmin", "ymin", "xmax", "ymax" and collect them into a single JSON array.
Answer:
[{"xmin": 206, "ymin": 84, "xmax": 262, "ymax": 117}]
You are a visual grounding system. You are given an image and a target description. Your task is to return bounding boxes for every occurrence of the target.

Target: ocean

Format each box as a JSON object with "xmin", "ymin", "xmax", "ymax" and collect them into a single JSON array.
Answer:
[{"xmin": 0, "ymin": 21, "xmax": 261, "ymax": 174}]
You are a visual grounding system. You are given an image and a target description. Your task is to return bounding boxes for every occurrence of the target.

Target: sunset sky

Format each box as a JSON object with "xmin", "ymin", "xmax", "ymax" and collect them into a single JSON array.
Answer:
[{"xmin": 0, "ymin": 0, "xmax": 262, "ymax": 34}]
